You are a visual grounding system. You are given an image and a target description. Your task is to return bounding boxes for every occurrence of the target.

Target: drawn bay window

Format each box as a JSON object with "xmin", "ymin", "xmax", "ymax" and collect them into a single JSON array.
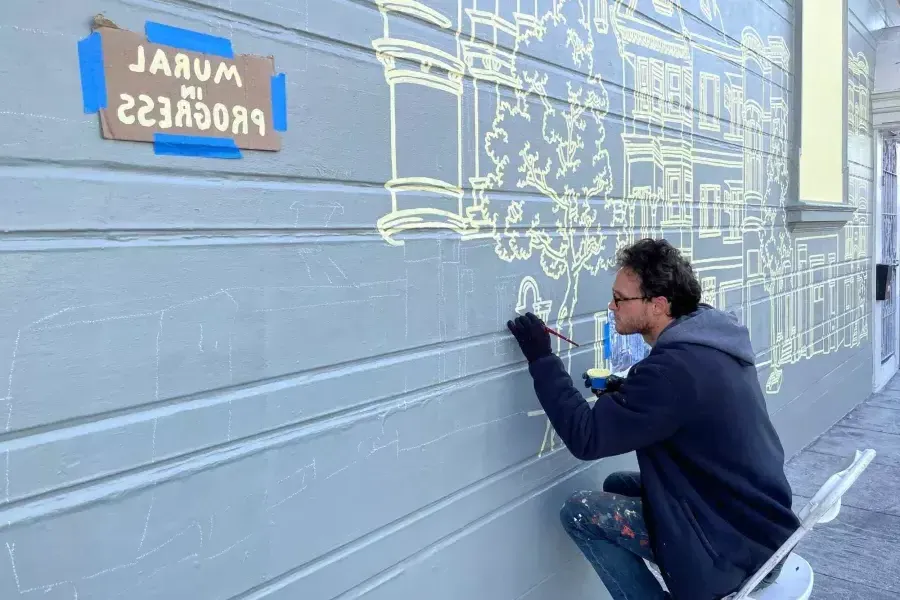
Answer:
[
  {"xmin": 699, "ymin": 73, "xmax": 720, "ymax": 131},
  {"xmin": 372, "ymin": 5, "xmax": 466, "ymax": 245},
  {"xmin": 699, "ymin": 184, "xmax": 721, "ymax": 236},
  {"xmin": 744, "ymin": 104, "xmax": 764, "ymax": 201}
]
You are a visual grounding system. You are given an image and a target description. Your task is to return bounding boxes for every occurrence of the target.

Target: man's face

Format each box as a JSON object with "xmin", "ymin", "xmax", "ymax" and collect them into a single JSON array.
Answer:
[{"xmin": 609, "ymin": 268, "xmax": 652, "ymax": 335}]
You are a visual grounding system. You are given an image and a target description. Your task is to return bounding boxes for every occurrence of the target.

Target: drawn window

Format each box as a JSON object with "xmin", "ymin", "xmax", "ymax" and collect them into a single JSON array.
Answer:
[
  {"xmin": 682, "ymin": 66, "xmax": 694, "ymax": 116},
  {"xmin": 652, "ymin": 0, "xmax": 675, "ymax": 16},
  {"xmin": 746, "ymin": 249, "xmax": 761, "ymax": 277},
  {"xmin": 668, "ymin": 172, "xmax": 680, "ymax": 198},
  {"xmin": 699, "ymin": 73, "xmax": 720, "ymax": 130},
  {"xmin": 744, "ymin": 105, "xmax": 764, "ymax": 200},
  {"xmin": 723, "ymin": 190, "xmax": 742, "ymax": 242},
  {"xmin": 829, "ymin": 281, "xmax": 837, "ymax": 315},
  {"xmin": 667, "ymin": 169, "xmax": 682, "ymax": 222},
  {"xmin": 651, "ymin": 59, "xmax": 664, "ymax": 115},
  {"xmin": 699, "ymin": 185, "xmax": 721, "ymax": 235},
  {"xmin": 814, "ymin": 285, "xmax": 825, "ymax": 303},
  {"xmin": 636, "ymin": 57, "xmax": 652, "ymax": 115},
  {"xmin": 666, "ymin": 64, "xmax": 682, "ymax": 119},
  {"xmin": 727, "ymin": 86, "xmax": 743, "ymax": 138},
  {"xmin": 848, "ymin": 83, "xmax": 856, "ymax": 132},
  {"xmin": 859, "ymin": 88, "xmax": 869, "ymax": 133},
  {"xmin": 701, "ymin": 277, "xmax": 717, "ymax": 307},
  {"xmin": 594, "ymin": 0, "xmax": 609, "ymax": 33}
]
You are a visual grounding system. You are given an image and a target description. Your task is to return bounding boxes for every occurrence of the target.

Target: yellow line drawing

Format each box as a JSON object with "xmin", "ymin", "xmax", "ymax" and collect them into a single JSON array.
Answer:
[
  {"xmin": 371, "ymin": 1, "xmax": 872, "ymax": 455},
  {"xmin": 516, "ymin": 276, "xmax": 554, "ymax": 322}
]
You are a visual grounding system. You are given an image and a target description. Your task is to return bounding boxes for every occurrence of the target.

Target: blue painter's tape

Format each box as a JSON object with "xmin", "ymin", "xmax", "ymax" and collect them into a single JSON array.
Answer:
[
  {"xmin": 145, "ymin": 21, "xmax": 234, "ymax": 58},
  {"xmin": 77, "ymin": 32, "xmax": 107, "ymax": 113},
  {"xmin": 271, "ymin": 73, "xmax": 287, "ymax": 132},
  {"xmin": 602, "ymin": 322, "xmax": 611, "ymax": 359},
  {"xmin": 153, "ymin": 134, "xmax": 242, "ymax": 159}
]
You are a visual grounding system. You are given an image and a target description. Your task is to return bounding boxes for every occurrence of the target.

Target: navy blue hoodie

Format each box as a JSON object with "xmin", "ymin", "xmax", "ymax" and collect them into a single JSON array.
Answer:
[{"xmin": 529, "ymin": 305, "xmax": 800, "ymax": 599}]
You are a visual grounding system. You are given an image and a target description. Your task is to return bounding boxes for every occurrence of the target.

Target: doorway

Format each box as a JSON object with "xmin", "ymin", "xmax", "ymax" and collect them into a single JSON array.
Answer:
[{"xmin": 875, "ymin": 134, "xmax": 899, "ymax": 391}]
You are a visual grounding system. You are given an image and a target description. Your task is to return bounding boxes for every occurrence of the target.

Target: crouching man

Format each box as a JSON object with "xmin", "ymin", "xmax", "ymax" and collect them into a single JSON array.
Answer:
[{"xmin": 506, "ymin": 238, "xmax": 800, "ymax": 600}]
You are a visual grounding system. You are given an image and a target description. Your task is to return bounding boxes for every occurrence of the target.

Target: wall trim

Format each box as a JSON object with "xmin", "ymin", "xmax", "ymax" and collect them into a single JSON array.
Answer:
[
  {"xmin": 785, "ymin": 201, "xmax": 857, "ymax": 232},
  {"xmin": 873, "ymin": 90, "xmax": 900, "ymax": 130}
]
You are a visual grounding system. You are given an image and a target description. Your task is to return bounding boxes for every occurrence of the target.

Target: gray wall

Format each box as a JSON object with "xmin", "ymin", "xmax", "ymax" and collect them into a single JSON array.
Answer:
[{"xmin": 0, "ymin": 1, "xmax": 876, "ymax": 599}]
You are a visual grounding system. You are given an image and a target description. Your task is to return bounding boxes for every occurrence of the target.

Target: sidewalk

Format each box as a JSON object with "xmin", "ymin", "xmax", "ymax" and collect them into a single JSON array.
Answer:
[{"xmin": 784, "ymin": 374, "xmax": 900, "ymax": 598}]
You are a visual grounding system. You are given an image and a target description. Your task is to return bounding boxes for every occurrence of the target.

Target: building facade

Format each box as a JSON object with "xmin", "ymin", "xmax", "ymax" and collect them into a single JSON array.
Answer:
[{"xmin": 0, "ymin": 1, "xmax": 888, "ymax": 599}]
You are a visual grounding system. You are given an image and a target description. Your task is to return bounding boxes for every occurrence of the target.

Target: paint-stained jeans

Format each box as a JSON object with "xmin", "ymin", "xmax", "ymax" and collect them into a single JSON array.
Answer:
[{"xmin": 560, "ymin": 471, "xmax": 669, "ymax": 600}]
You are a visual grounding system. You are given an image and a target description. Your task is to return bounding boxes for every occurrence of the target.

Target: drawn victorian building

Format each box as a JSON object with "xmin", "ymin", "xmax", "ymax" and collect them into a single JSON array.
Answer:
[
  {"xmin": 848, "ymin": 51, "xmax": 871, "ymax": 263},
  {"xmin": 757, "ymin": 46, "xmax": 870, "ymax": 392},
  {"xmin": 370, "ymin": 0, "xmax": 869, "ymax": 409},
  {"xmin": 681, "ymin": 5, "xmax": 748, "ymax": 319},
  {"xmin": 610, "ymin": 1, "xmax": 694, "ymax": 254}
]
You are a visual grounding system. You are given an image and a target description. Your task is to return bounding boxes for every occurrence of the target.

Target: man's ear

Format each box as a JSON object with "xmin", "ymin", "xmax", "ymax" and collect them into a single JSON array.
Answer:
[{"xmin": 650, "ymin": 296, "xmax": 670, "ymax": 316}]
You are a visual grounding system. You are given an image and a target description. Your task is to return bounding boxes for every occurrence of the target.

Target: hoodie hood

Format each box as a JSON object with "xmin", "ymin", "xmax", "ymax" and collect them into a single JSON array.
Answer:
[{"xmin": 654, "ymin": 303, "xmax": 756, "ymax": 365}]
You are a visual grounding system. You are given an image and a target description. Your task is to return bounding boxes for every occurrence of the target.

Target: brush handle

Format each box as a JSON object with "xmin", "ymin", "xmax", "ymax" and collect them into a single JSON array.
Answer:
[{"xmin": 544, "ymin": 325, "xmax": 580, "ymax": 347}]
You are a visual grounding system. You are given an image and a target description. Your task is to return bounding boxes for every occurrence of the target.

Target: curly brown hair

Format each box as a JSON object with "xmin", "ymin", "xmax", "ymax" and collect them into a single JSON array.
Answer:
[{"xmin": 615, "ymin": 238, "xmax": 702, "ymax": 318}]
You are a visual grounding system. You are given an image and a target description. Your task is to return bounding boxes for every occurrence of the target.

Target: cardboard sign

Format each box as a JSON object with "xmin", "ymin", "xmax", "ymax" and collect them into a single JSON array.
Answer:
[{"xmin": 79, "ymin": 21, "xmax": 286, "ymax": 156}]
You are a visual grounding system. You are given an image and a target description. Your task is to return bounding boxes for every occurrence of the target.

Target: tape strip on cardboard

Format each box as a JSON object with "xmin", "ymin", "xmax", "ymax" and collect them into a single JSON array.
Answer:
[
  {"xmin": 78, "ymin": 32, "xmax": 108, "ymax": 113},
  {"xmin": 153, "ymin": 133, "xmax": 243, "ymax": 159},
  {"xmin": 145, "ymin": 21, "xmax": 234, "ymax": 58},
  {"xmin": 271, "ymin": 73, "xmax": 287, "ymax": 132}
]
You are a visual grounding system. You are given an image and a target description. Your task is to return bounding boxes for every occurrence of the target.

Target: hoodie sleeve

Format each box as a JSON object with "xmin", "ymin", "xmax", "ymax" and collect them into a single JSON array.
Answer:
[{"xmin": 527, "ymin": 353, "xmax": 684, "ymax": 460}]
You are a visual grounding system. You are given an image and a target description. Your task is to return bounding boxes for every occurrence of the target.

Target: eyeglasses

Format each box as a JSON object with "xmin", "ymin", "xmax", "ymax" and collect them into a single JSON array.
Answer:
[{"xmin": 609, "ymin": 295, "xmax": 648, "ymax": 309}]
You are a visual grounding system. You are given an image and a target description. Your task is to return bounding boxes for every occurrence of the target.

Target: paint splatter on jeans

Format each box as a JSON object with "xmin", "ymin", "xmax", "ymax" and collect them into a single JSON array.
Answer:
[{"xmin": 559, "ymin": 471, "xmax": 669, "ymax": 600}]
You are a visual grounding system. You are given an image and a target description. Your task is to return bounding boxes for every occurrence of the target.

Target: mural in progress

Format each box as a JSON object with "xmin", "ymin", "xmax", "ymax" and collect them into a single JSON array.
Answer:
[{"xmin": 371, "ymin": 0, "xmax": 870, "ymax": 453}]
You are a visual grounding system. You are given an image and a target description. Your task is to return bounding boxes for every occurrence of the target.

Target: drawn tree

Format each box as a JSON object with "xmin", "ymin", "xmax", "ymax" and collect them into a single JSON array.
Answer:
[
  {"xmin": 756, "ymin": 101, "xmax": 793, "ymax": 392},
  {"xmin": 468, "ymin": 2, "xmax": 615, "ymax": 363}
]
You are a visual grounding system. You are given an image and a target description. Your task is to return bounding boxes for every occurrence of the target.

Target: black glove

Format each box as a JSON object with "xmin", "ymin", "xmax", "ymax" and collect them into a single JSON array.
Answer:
[
  {"xmin": 605, "ymin": 374, "xmax": 625, "ymax": 393},
  {"xmin": 507, "ymin": 312, "xmax": 552, "ymax": 363},
  {"xmin": 582, "ymin": 373, "xmax": 626, "ymax": 394}
]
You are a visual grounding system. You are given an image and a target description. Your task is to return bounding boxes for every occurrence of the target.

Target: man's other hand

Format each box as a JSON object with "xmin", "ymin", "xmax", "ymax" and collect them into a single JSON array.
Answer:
[{"xmin": 507, "ymin": 312, "xmax": 552, "ymax": 363}]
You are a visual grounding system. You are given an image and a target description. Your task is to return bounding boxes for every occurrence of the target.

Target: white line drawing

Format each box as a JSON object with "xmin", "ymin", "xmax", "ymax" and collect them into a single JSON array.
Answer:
[{"xmin": 370, "ymin": 0, "xmax": 870, "ymax": 454}]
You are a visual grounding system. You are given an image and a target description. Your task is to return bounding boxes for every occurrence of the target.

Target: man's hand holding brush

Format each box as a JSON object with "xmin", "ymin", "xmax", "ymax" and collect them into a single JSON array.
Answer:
[{"xmin": 506, "ymin": 312, "xmax": 580, "ymax": 364}]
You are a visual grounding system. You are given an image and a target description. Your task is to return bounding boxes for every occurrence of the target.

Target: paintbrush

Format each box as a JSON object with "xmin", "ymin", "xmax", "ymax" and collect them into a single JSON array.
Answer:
[{"xmin": 545, "ymin": 325, "xmax": 580, "ymax": 347}]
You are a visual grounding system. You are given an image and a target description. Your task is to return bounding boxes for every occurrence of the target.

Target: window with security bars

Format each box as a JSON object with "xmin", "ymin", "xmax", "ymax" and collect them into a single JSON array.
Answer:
[{"xmin": 881, "ymin": 138, "xmax": 897, "ymax": 363}]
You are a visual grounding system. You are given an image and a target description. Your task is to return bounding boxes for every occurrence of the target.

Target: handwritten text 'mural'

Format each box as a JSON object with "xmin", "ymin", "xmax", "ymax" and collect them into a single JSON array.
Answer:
[{"xmin": 116, "ymin": 45, "xmax": 269, "ymax": 136}]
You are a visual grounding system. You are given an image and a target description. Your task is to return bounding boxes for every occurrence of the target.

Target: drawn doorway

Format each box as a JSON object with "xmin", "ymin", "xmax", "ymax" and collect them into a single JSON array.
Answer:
[{"xmin": 875, "ymin": 134, "xmax": 899, "ymax": 391}]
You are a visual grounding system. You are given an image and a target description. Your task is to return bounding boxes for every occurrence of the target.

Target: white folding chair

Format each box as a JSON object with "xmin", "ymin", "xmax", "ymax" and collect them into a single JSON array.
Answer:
[{"xmin": 725, "ymin": 447, "xmax": 877, "ymax": 599}]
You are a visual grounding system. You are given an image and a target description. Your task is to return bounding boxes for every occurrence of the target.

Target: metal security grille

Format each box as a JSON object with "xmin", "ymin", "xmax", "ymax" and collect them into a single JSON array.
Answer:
[{"xmin": 882, "ymin": 138, "xmax": 897, "ymax": 363}]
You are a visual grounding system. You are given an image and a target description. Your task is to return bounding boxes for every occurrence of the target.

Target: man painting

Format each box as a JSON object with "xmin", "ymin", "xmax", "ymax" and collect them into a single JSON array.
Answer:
[{"xmin": 507, "ymin": 238, "xmax": 799, "ymax": 600}]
